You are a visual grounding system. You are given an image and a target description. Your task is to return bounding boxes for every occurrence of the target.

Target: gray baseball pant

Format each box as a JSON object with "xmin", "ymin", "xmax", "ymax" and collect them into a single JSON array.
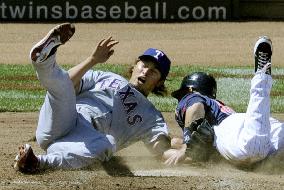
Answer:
[{"xmin": 32, "ymin": 54, "xmax": 115, "ymax": 169}]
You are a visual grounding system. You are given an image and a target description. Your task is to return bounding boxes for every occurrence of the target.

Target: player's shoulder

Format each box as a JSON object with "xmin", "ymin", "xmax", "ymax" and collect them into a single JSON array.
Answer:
[
  {"xmin": 93, "ymin": 70, "xmax": 119, "ymax": 77},
  {"xmin": 92, "ymin": 70, "xmax": 127, "ymax": 81},
  {"xmin": 177, "ymin": 93, "xmax": 207, "ymax": 109},
  {"xmin": 183, "ymin": 92, "xmax": 206, "ymax": 101}
]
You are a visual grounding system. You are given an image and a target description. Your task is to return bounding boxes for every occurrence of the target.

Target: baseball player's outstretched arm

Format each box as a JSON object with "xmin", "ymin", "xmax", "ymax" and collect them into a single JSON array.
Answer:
[
  {"xmin": 182, "ymin": 102, "xmax": 205, "ymax": 145},
  {"xmin": 163, "ymin": 103, "xmax": 206, "ymax": 165},
  {"xmin": 148, "ymin": 135, "xmax": 186, "ymax": 165},
  {"xmin": 68, "ymin": 36, "xmax": 119, "ymax": 93},
  {"xmin": 185, "ymin": 103, "xmax": 205, "ymax": 127}
]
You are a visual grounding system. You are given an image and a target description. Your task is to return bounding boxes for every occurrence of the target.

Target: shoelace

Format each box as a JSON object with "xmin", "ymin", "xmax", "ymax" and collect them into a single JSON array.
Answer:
[
  {"xmin": 257, "ymin": 51, "xmax": 271, "ymax": 69},
  {"xmin": 262, "ymin": 62, "xmax": 271, "ymax": 73}
]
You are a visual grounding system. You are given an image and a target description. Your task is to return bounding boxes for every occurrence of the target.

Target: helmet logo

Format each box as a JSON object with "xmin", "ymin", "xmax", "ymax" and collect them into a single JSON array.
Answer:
[{"xmin": 191, "ymin": 75, "xmax": 199, "ymax": 81}]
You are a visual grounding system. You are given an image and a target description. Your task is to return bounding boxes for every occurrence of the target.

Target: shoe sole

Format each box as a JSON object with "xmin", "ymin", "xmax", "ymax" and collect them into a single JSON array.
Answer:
[
  {"xmin": 30, "ymin": 23, "xmax": 75, "ymax": 63},
  {"xmin": 253, "ymin": 36, "xmax": 272, "ymax": 56}
]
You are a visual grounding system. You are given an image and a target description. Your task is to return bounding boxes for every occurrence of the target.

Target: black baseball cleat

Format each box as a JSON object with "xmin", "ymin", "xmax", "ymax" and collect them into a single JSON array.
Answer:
[
  {"xmin": 30, "ymin": 23, "xmax": 75, "ymax": 63},
  {"xmin": 13, "ymin": 144, "xmax": 40, "ymax": 173},
  {"xmin": 254, "ymin": 36, "xmax": 272, "ymax": 75}
]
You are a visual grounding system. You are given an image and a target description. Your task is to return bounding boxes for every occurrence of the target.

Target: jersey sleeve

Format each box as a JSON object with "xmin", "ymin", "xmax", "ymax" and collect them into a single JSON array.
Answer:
[
  {"xmin": 78, "ymin": 70, "xmax": 101, "ymax": 94},
  {"xmin": 141, "ymin": 116, "xmax": 169, "ymax": 145},
  {"xmin": 176, "ymin": 94, "xmax": 207, "ymax": 126},
  {"xmin": 184, "ymin": 94, "xmax": 206, "ymax": 108}
]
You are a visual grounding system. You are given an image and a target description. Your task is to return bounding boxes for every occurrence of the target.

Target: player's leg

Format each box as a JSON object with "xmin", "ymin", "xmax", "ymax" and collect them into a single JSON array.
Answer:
[
  {"xmin": 14, "ymin": 116, "xmax": 116, "ymax": 172},
  {"xmin": 239, "ymin": 36, "xmax": 273, "ymax": 162},
  {"xmin": 14, "ymin": 137, "xmax": 115, "ymax": 172},
  {"xmin": 30, "ymin": 23, "xmax": 77, "ymax": 150},
  {"xmin": 269, "ymin": 117, "xmax": 284, "ymax": 154},
  {"xmin": 214, "ymin": 36, "xmax": 273, "ymax": 166},
  {"xmin": 38, "ymin": 124, "xmax": 116, "ymax": 170}
]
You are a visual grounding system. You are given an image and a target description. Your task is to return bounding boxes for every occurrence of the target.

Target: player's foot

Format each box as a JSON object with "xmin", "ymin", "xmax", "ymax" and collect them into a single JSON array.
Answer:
[
  {"xmin": 254, "ymin": 36, "xmax": 272, "ymax": 75},
  {"xmin": 30, "ymin": 23, "xmax": 75, "ymax": 63},
  {"xmin": 13, "ymin": 144, "xmax": 39, "ymax": 173}
]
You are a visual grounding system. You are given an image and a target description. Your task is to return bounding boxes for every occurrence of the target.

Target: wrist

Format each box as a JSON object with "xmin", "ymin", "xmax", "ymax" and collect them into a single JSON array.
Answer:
[
  {"xmin": 183, "ymin": 127, "xmax": 191, "ymax": 145},
  {"xmin": 86, "ymin": 56, "xmax": 99, "ymax": 66}
]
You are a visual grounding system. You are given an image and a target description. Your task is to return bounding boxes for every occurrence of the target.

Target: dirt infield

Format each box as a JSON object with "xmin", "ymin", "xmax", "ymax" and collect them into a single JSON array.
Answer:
[{"xmin": 1, "ymin": 112, "xmax": 284, "ymax": 190}]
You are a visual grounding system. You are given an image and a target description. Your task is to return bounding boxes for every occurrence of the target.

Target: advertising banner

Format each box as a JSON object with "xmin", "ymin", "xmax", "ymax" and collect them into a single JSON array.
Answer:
[{"xmin": 0, "ymin": 0, "xmax": 231, "ymax": 22}]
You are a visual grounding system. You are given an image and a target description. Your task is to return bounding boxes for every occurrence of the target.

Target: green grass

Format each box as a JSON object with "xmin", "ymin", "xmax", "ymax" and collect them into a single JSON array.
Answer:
[{"xmin": 1, "ymin": 64, "xmax": 284, "ymax": 113}]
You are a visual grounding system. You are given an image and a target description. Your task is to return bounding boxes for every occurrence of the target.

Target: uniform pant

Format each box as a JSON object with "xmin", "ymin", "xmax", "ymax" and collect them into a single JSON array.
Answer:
[
  {"xmin": 214, "ymin": 71, "xmax": 284, "ymax": 165},
  {"xmin": 33, "ymin": 54, "xmax": 115, "ymax": 170}
]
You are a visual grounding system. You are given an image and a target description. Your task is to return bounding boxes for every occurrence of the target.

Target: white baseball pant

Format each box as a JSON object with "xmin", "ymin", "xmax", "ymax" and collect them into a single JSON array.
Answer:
[{"xmin": 214, "ymin": 70, "xmax": 284, "ymax": 165}]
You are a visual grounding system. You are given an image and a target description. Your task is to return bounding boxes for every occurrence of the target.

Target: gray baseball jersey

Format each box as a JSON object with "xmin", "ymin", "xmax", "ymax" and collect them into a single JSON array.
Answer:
[
  {"xmin": 34, "ymin": 54, "xmax": 169, "ymax": 169},
  {"xmin": 76, "ymin": 70, "xmax": 168, "ymax": 150}
]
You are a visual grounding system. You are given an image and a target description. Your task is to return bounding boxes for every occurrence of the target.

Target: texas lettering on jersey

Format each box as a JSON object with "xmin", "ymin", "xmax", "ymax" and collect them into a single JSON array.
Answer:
[
  {"xmin": 97, "ymin": 78, "xmax": 123, "ymax": 90},
  {"xmin": 118, "ymin": 85, "xmax": 143, "ymax": 126}
]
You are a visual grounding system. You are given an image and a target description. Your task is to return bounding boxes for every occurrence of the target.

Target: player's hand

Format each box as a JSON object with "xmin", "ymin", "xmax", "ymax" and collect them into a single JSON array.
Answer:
[
  {"xmin": 90, "ymin": 36, "xmax": 119, "ymax": 64},
  {"xmin": 163, "ymin": 145, "xmax": 187, "ymax": 166}
]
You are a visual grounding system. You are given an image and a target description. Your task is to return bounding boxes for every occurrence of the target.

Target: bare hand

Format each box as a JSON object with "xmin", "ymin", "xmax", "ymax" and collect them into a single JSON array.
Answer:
[
  {"xmin": 163, "ymin": 146, "xmax": 187, "ymax": 166},
  {"xmin": 90, "ymin": 36, "xmax": 119, "ymax": 64}
]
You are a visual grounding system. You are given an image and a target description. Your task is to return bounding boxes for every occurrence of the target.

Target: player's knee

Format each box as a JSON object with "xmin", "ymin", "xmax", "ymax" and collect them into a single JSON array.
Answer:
[
  {"xmin": 36, "ymin": 139, "xmax": 50, "ymax": 150},
  {"xmin": 36, "ymin": 132, "xmax": 52, "ymax": 150}
]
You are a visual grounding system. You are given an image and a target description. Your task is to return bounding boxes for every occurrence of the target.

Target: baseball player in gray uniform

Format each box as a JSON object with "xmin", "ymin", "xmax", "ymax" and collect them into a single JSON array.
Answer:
[
  {"xmin": 14, "ymin": 23, "xmax": 185, "ymax": 173},
  {"xmin": 168, "ymin": 36, "xmax": 284, "ymax": 167}
]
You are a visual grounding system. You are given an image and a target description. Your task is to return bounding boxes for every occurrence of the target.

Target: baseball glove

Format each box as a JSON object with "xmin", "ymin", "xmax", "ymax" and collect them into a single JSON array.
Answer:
[{"xmin": 185, "ymin": 118, "xmax": 215, "ymax": 161}]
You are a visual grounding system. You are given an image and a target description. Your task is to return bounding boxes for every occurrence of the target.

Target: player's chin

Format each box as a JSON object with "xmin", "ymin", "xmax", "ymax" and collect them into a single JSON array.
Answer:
[
  {"xmin": 171, "ymin": 137, "xmax": 184, "ymax": 149},
  {"xmin": 134, "ymin": 85, "xmax": 148, "ymax": 96},
  {"xmin": 131, "ymin": 82, "xmax": 142, "ymax": 90}
]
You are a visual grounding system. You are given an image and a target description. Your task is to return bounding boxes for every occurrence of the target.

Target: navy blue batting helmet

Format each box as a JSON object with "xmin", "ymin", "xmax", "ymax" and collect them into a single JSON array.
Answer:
[{"xmin": 172, "ymin": 72, "xmax": 217, "ymax": 100}]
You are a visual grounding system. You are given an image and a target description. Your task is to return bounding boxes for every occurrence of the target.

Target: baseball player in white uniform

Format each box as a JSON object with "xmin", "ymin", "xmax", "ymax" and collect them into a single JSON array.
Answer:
[
  {"xmin": 168, "ymin": 36, "xmax": 284, "ymax": 167},
  {"xmin": 14, "ymin": 23, "xmax": 185, "ymax": 173},
  {"xmin": 214, "ymin": 36, "xmax": 284, "ymax": 166}
]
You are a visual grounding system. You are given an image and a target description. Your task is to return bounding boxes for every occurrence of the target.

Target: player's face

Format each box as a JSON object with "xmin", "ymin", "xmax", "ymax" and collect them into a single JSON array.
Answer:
[{"xmin": 129, "ymin": 60, "xmax": 162, "ymax": 96}]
